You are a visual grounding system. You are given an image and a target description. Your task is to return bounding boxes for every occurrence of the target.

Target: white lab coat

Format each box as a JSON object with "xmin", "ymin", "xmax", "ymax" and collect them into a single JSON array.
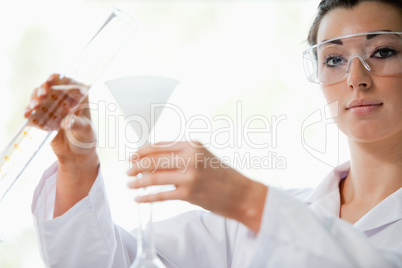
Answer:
[{"xmin": 31, "ymin": 161, "xmax": 402, "ymax": 267}]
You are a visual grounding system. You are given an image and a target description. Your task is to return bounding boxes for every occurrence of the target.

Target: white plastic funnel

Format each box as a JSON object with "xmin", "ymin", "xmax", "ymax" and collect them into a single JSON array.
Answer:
[{"xmin": 105, "ymin": 76, "xmax": 179, "ymax": 139}]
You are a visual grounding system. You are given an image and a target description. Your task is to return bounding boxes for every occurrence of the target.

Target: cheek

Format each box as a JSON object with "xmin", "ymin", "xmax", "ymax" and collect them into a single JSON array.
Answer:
[
  {"xmin": 382, "ymin": 79, "xmax": 402, "ymax": 120},
  {"xmin": 321, "ymin": 86, "xmax": 338, "ymax": 102},
  {"xmin": 321, "ymin": 86, "xmax": 343, "ymax": 119}
]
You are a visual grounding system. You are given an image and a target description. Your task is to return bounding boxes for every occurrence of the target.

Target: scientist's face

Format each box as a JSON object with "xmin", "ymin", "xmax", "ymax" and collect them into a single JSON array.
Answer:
[{"xmin": 317, "ymin": 2, "xmax": 402, "ymax": 144}]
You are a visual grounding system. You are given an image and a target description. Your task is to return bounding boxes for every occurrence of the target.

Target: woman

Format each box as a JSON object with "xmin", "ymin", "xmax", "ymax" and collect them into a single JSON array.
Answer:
[{"xmin": 27, "ymin": 0, "xmax": 402, "ymax": 267}]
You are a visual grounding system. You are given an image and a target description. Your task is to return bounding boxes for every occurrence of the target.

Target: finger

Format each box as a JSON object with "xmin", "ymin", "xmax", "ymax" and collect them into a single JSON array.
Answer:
[
  {"xmin": 134, "ymin": 189, "xmax": 182, "ymax": 203},
  {"xmin": 127, "ymin": 170, "xmax": 183, "ymax": 189},
  {"xmin": 24, "ymin": 108, "xmax": 31, "ymax": 118},
  {"xmin": 43, "ymin": 73, "xmax": 61, "ymax": 88},
  {"xmin": 52, "ymin": 84, "xmax": 88, "ymax": 92},
  {"xmin": 36, "ymin": 86, "xmax": 48, "ymax": 99},
  {"xmin": 72, "ymin": 95, "xmax": 91, "ymax": 120},
  {"xmin": 45, "ymin": 73, "xmax": 60, "ymax": 84},
  {"xmin": 127, "ymin": 153, "xmax": 182, "ymax": 175},
  {"xmin": 25, "ymin": 86, "xmax": 46, "ymax": 117},
  {"xmin": 68, "ymin": 116, "xmax": 95, "ymax": 142},
  {"xmin": 60, "ymin": 114, "xmax": 74, "ymax": 130},
  {"xmin": 61, "ymin": 114, "xmax": 90, "ymax": 134},
  {"xmin": 24, "ymin": 99, "xmax": 40, "ymax": 118},
  {"xmin": 51, "ymin": 85, "xmax": 88, "ymax": 108},
  {"xmin": 50, "ymin": 85, "xmax": 89, "ymax": 121},
  {"xmin": 135, "ymin": 141, "xmax": 187, "ymax": 158},
  {"xmin": 61, "ymin": 114, "xmax": 96, "ymax": 147},
  {"xmin": 45, "ymin": 73, "xmax": 75, "ymax": 87},
  {"xmin": 50, "ymin": 127, "xmax": 65, "ymax": 147},
  {"xmin": 25, "ymin": 74, "xmax": 80, "ymax": 122},
  {"xmin": 29, "ymin": 87, "xmax": 39, "ymax": 100},
  {"xmin": 51, "ymin": 85, "xmax": 86, "ymax": 101}
]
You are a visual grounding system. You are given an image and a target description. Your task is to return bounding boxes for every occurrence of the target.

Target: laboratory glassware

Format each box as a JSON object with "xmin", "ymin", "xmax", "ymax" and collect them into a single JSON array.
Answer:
[
  {"xmin": 105, "ymin": 76, "xmax": 179, "ymax": 268},
  {"xmin": 0, "ymin": 8, "xmax": 137, "ymax": 202}
]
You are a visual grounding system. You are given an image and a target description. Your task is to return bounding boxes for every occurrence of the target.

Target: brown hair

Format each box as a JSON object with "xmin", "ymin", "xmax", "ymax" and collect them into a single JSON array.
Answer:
[{"xmin": 308, "ymin": 0, "xmax": 402, "ymax": 46}]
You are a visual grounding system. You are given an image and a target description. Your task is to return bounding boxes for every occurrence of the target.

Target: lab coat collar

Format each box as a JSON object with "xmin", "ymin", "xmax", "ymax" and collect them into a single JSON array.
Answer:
[
  {"xmin": 306, "ymin": 161, "xmax": 350, "ymax": 204},
  {"xmin": 353, "ymin": 187, "xmax": 402, "ymax": 233},
  {"xmin": 306, "ymin": 161, "xmax": 402, "ymax": 233},
  {"xmin": 306, "ymin": 161, "xmax": 349, "ymax": 219}
]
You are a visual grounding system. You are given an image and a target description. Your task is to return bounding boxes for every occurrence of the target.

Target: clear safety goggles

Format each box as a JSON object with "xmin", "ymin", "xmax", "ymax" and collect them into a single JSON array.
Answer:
[{"xmin": 303, "ymin": 31, "xmax": 402, "ymax": 85}]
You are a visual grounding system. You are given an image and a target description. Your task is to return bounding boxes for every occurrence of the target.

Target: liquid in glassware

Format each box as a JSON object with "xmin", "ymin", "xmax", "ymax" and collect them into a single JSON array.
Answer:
[{"xmin": 0, "ymin": 7, "xmax": 136, "ymax": 202}]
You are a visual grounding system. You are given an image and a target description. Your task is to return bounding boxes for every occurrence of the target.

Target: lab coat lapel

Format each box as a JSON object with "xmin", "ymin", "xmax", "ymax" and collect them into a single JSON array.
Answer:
[
  {"xmin": 306, "ymin": 162, "xmax": 350, "ymax": 218},
  {"xmin": 353, "ymin": 187, "xmax": 402, "ymax": 233},
  {"xmin": 306, "ymin": 161, "xmax": 402, "ymax": 233}
]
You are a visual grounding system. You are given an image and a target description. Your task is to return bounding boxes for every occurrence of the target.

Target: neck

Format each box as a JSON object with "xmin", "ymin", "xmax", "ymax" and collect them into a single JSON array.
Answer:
[{"xmin": 342, "ymin": 134, "xmax": 402, "ymax": 205}]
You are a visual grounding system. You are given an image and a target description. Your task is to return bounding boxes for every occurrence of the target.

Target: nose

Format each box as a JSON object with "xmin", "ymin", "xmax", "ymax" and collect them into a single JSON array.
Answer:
[{"xmin": 346, "ymin": 55, "xmax": 372, "ymax": 89}]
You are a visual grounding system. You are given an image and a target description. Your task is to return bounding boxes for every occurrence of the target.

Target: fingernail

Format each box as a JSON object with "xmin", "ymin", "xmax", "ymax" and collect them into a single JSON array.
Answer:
[
  {"xmin": 127, "ymin": 180, "xmax": 136, "ymax": 188},
  {"xmin": 64, "ymin": 117, "xmax": 74, "ymax": 128},
  {"xmin": 135, "ymin": 196, "xmax": 143, "ymax": 202},
  {"xmin": 63, "ymin": 117, "xmax": 69, "ymax": 126},
  {"xmin": 130, "ymin": 153, "xmax": 140, "ymax": 162},
  {"xmin": 126, "ymin": 169, "xmax": 134, "ymax": 176},
  {"xmin": 60, "ymin": 118, "xmax": 66, "ymax": 129},
  {"xmin": 37, "ymin": 87, "xmax": 47, "ymax": 98},
  {"xmin": 29, "ymin": 99, "xmax": 39, "ymax": 109}
]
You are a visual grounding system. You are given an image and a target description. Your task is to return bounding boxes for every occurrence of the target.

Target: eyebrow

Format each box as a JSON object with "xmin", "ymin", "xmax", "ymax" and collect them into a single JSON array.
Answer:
[
  {"xmin": 367, "ymin": 30, "xmax": 392, "ymax": 40},
  {"xmin": 320, "ymin": 30, "xmax": 397, "ymax": 44},
  {"xmin": 328, "ymin": 39, "xmax": 343, "ymax": 45}
]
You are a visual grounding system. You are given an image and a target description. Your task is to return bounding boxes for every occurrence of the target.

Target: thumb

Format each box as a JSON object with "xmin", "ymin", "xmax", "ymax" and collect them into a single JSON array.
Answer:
[
  {"xmin": 71, "ymin": 96, "xmax": 92, "ymax": 120},
  {"xmin": 61, "ymin": 114, "xmax": 97, "ymax": 150}
]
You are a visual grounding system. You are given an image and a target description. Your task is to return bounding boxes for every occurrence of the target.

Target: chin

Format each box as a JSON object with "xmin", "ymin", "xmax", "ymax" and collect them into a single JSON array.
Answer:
[
  {"xmin": 339, "ymin": 122, "xmax": 392, "ymax": 144},
  {"xmin": 344, "ymin": 128, "xmax": 401, "ymax": 145}
]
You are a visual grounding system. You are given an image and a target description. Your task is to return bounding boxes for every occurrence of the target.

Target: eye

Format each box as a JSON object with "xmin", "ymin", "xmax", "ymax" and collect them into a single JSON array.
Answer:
[
  {"xmin": 323, "ymin": 55, "xmax": 346, "ymax": 67},
  {"xmin": 372, "ymin": 48, "xmax": 397, "ymax": 59}
]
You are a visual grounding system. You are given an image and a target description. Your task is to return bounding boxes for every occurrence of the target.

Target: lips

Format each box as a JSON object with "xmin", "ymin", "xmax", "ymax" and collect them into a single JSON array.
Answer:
[
  {"xmin": 346, "ymin": 99, "xmax": 383, "ymax": 116},
  {"xmin": 346, "ymin": 99, "xmax": 383, "ymax": 110}
]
